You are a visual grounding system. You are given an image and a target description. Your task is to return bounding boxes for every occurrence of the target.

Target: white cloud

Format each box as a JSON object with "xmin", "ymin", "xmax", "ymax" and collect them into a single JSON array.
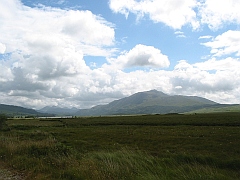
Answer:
[
  {"xmin": 102, "ymin": 57, "xmax": 240, "ymax": 104},
  {"xmin": 0, "ymin": 0, "xmax": 115, "ymax": 55},
  {"xmin": 1, "ymin": 55, "xmax": 239, "ymax": 108},
  {"xmin": 0, "ymin": 0, "xmax": 116, "ymax": 108},
  {"xmin": 111, "ymin": 70, "xmax": 172, "ymax": 95},
  {"xmin": 202, "ymin": 30, "xmax": 240, "ymax": 57},
  {"xmin": 0, "ymin": 63, "xmax": 13, "ymax": 82},
  {"xmin": 61, "ymin": 10, "xmax": 115, "ymax": 46},
  {"xmin": 109, "ymin": 0, "xmax": 240, "ymax": 31},
  {"xmin": 173, "ymin": 61, "xmax": 233, "ymax": 93},
  {"xmin": 107, "ymin": 44, "xmax": 170, "ymax": 69},
  {"xmin": 0, "ymin": 0, "xmax": 240, "ymax": 109},
  {"xmin": 0, "ymin": 43, "xmax": 6, "ymax": 54},
  {"xmin": 199, "ymin": 0, "xmax": 240, "ymax": 30},
  {"xmin": 175, "ymin": 31, "xmax": 184, "ymax": 35},
  {"xmin": 194, "ymin": 57, "xmax": 240, "ymax": 71},
  {"xmin": 198, "ymin": 35, "xmax": 212, "ymax": 39},
  {"xmin": 171, "ymin": 59, "xmax": 240, "ymax": 104},
  {"xmin": 174, "ymin": 31, "xmax": 186, "ymax": 38},
  {"xmin": 109, "ymin": 0, "xmax": 199, "ymax": 30}
]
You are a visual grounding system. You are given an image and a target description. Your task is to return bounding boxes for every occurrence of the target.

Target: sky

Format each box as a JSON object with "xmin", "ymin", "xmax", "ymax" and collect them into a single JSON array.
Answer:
[{"xmin": 0, "ymin": 0, "xmax": 240, "ymax": 109}]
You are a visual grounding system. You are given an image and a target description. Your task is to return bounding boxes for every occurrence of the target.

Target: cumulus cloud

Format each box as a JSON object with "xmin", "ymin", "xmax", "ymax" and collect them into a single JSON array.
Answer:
[
  {"xmin": 0, "ymin": 0, "xmax": 116, "ymax": 108},
  {"xmin": 0, "ymin": 0, "xmax": 115, "ymax": 54},
  {"xmin": 202, "ymin": 30, "xmax": 240, "ymax": 57},
  {"xmin": 0, "ymin": 62, "xmax": 13, "ymax": 82},
  {"xmin": 171, "ymin": 59, "xmax": 240, "ymax": 103},
  {"xmin": 0, "ymin": 0, "xmax": 240, "ymax": 109},
  {"xmin": 194, "ymin": 57, "xmax": 240, "ymax": 71},
  {"xmin": 61, "ymin": 10, "xmax": 115, "ymax": 46},
  {"xmin": 109, "ymin": 0, "xmax": 199, "ymax": 30},
  {"xmin": 0, "ymin": 43, "xmax": 6, "ymax": 54},
  {"xmin": 109, "ymin": 0, "xmax": 240, "ymax": 31},
  {"xmin": 102, "ymin": 57, "xmax": 240, "ymax": 104},
  {"xmin": 173, "ymin": 60, "xmax": 236, "ymax": 92},
  {"xmin": 107, "ymin": 44, "xmax": 170, "ymax": 69},
  {"xmin": 198, "ymin": 0, "xmax": 240, "ymax": 30}
]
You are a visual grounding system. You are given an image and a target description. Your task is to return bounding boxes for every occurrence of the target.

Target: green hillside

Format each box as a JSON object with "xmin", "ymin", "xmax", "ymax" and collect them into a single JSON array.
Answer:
[
  {"xmin": 0, "ymin": 104, "xmax": 49, "ymax": 117},
  {"xmin": 187, "ymin": 104, "xmax": 240, "ymax": 113},
  {"xmin": 75, "ymin": 90, "xmax": 220, "ymax": 116}
]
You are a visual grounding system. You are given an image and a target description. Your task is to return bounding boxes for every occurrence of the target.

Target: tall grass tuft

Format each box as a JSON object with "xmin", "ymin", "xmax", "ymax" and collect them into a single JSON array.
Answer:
[
  {"xmin": 78, "ymin": 148, "xmax": 231, "ymax": 180},
  {"xmin": 0, "ymin": 132, "xmax": 237, "ymax": 180},
  {"xmin": 0, "ymin": 132, "xmax": 83, "ymax": 179},
  {"xmin": 0, "ymin": 133, "xmax": 238, "ymax": 179}
]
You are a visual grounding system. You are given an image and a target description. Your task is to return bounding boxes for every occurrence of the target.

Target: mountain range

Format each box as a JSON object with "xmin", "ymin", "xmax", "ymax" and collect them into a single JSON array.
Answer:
[
  {"xmin": 38, "ymin": 106, "xmax": 79, "ymax": 115},
  {"xmin": 1, "ymin": 90, "xmax": 239, "ymax": 116},
  {"xmin": 75, "ymin": 90, "xmax": 222, "ymax": 116},
  {"xmin": 0, "ymin": 104, "xmax": 50, "ymax": 117}
]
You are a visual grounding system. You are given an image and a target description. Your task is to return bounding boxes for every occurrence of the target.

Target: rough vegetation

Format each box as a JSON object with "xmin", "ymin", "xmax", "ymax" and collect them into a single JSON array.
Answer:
[{"xmin": 0, "ymin": 113, "xmax": 239, "ymax": 179}]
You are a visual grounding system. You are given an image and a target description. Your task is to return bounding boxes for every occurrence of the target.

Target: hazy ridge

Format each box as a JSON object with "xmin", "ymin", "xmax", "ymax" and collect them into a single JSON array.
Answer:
[{"xmin": 1, "ymin": 90, "xmax": 239, "ymax": 116}]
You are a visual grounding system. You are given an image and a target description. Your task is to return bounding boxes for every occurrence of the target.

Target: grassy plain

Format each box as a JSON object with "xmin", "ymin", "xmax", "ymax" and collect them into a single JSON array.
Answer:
[{"xmin": 0, "ymin": 113, "xmax": 240, "ymax": 179}]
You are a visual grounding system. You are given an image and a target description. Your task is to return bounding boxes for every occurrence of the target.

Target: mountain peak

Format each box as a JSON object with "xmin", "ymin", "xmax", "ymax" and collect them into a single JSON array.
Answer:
[
  {"xmin": 75, "ymin": 90, "xmax": 219, "ymax": 116},
  {"xmin": 147, "ymin": 89, "xmax": 158, "ymax": 92},
  {"xmin": 142, "ymin": 89, "xmax": 169, "ymax": 97}
]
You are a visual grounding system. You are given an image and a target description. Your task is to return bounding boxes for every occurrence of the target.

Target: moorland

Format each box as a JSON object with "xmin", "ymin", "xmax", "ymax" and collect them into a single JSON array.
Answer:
[{"xmin": 0, "ymin": 113, "xmax": 240, "ymax": 179}]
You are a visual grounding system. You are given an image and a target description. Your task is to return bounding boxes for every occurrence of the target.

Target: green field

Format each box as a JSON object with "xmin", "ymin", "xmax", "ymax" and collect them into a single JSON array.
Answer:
[{"xmin": 1, "ymin": 113, "xmax": 240, "ymax": 179}]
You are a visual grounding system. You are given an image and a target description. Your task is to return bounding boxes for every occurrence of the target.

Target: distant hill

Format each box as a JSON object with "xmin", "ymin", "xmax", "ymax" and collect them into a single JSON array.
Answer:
[
  {"xmin": 38, "ymin": 106, "xmax": 79, "ymax": 115},
  {"xmin": 0, "ymin": 104, "xmax": 50, "ymax": 117},
  {"xmin": 187, "ymin": 104, "xmax": 240, "ymax": 114},
  {"xmin": 75, "ymin": 90, "xmax": 222, "ymax": 116},
  {"xmin": 1, "ymin": 90, "xmax": 238, "ymax": 117}
]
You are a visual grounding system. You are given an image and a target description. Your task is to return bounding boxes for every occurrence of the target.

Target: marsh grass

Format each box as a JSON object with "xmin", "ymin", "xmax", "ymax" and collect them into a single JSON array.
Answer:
[{"xmin": 0, "ymin": 113, "xmax": 239, "ymax": 179}]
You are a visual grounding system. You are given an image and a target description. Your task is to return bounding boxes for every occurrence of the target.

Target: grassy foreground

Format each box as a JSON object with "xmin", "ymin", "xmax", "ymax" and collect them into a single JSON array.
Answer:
[{"xmin": 0, "ymin": 113, "xmax": 240, "ymax": 179}]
